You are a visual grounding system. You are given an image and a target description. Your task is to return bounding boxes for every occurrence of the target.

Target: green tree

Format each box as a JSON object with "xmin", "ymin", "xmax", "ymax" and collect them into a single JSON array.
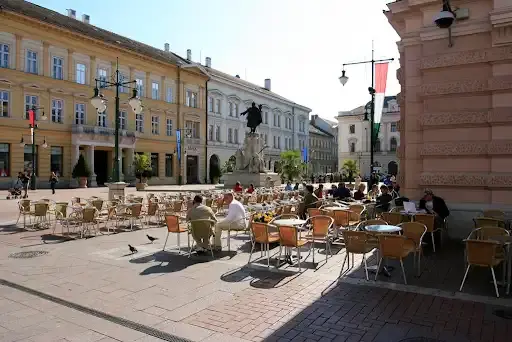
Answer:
[
  {"xmin": 342, "ymin": 159, "xmax": 359, "ymax": 182},
  {"xmin": 279, "ymin": 150, "xmax": 305, "ymax": 182},
  {"xmin": 72, "ymin": 155, "xmax": 91, "ymax": 179},
  {"xmin": 133, "ymin": 153, "xmax": 152, "ymax": 183}
]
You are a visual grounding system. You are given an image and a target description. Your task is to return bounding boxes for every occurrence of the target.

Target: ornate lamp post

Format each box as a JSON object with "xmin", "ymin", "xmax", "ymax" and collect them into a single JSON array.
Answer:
[
  {"xmin": 19, "ymin": 106, "xmax": 47, "ymax": 190},
  {"xmin": 90, "ymin": 58, "xmax": 143, "ymax": 183},
  {"xmin": 339, "ymin": 47, "xmax": 394, "ymax": 185},
  {"xmin": 174, "ymin": 128, "xmax": 192, "ymax": 185}
]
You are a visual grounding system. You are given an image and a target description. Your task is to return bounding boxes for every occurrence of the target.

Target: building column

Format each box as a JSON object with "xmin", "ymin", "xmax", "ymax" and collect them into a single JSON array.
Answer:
[
  {"xmin": 15, "ymin": 34, "xmax": 23, "ymax": 71},
  {"xmin": 87, "ymin": 145, "xmax": 97, "ymax": 187},
  {"xmin": 125, "ymin": 148, "xmax": 135, "ymax": 183},
  {"xmin": 70, "ymin": 144, "xmax": 80, "ymax": 188},
  {"xmin": 43, "ymin": 41, "xmax": 50, "ymax": 77}
]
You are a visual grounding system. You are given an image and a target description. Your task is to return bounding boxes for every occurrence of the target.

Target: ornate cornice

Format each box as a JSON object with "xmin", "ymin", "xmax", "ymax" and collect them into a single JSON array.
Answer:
[
  {"xmin": 421, "ymin": 46, "xmax": 512, "ymax": 69},
  {"xmin": 421, "ymin": 77, "xmax": 512, "ymax": 96},
  {"xmin": 488, "ymin": 75, "xmax": 512, "ymax": 91},
  {"xmin": 420, "ymin": 140, "xmax": 512, "ymax": 156},
  {"xmin": 420, "ymin": 172, "xmax": 512, "ymax": 188},
  {"xmin": 420, "ymin": 108, "xmax": 512, "ymax": 127}
]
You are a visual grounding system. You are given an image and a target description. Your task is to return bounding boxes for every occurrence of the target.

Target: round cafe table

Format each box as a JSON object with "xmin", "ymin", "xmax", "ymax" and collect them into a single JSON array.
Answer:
[
  {"xmin": 365, "ymin": 224, "xmax": 402, "ymax": 233},
  {"xmin": 322, "ymin": 206, "xmax": 349, "ymax": 211},
  {"xmin": 272, "ymin": 218, "xmax": 307, "ymax": 226}
]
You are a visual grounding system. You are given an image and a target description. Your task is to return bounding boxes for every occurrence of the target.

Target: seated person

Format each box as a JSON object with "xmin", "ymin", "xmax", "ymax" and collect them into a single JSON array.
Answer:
[
  {"xmin": 376, "ymin": 185, "xmax": 393, "ymax": 212},
  {"xmin": 314, "ymin": 184, "xmax": 324, "ymax": 199},
  {"xmin": 327, "ymin": 184, "xmax": 337, "ymax": 196},
  {"xmin": 334, "ymin": 182, "xmax": 352, "ymax": 199},
  {"xmin": 369, "ymin": 184, "xmax": 379, "ymax": 198},
  {"xmin": 388, "ymin": 185, "xmax": 399, "ymax": 199},
  {"xmin": 300, "ymin": 185, "xmax": 318, "ymax": 219},
  {"xmin": 419, "ymin": 188, "xmax": 449, "ymax": 227},
  {"xmin": 285, "ymin": 182, "xmax": 293, "ymax": 191},
  {"xmin": 353, "ymin": 183, "xmax": 366, "ymax": 201},
  {"xmin": 293, "ymin": 182, "xmax": 300, "ymax": 191},
  {"xmin": 214, "ymin": 193, "xmax": 247, "ymax": 250},
  {"xmin": 233, "ymin": 181, "xmax": 243, "ymax": 193},
  {"xmin": 186, "ymin": 195, "xmax": 217, "ymax": 252},
  {"xmin": 246, "ymin": 183, "xmax": 255, "ymax": 194}
]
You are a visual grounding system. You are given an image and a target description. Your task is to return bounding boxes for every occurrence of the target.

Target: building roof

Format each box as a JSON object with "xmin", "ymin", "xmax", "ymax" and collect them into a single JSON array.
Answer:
[
  {"xmin": 205, "ymin": 66, "xmax": 311, "ymax": 112},
  {"xmin": 0, "ymin": 0, "xmax": 187, "ymax": 66},
  {"xmin": 309, "ymin": 123, "xmax": 333, "ymax": 137},
  {"xmin": 338, "ymin": 96, "xmax": 398, "ymax": 117}
]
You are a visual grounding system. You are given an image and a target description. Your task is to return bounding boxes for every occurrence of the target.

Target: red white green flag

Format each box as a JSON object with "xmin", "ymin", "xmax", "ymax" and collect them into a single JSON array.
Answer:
[{"xmin": 373, "ymin": 62, "xmax": 389, "ymax": 144}]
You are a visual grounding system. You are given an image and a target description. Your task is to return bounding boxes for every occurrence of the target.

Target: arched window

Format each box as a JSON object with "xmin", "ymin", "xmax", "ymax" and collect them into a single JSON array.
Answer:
[
  {"xmin": 374, "ymin": 139, "xmax": 381, "ymax": 152},
  {"xmin": 390, "ymin": 137, "xmax": 398, "ymax": 152},
  {"xmin": 350, "ymin": 142, "xmax": 355, "ymax": 153}
]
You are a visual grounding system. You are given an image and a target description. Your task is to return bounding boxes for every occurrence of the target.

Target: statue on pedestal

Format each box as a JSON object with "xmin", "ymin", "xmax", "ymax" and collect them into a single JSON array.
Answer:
[
  {"xmin": 240, "ymin": 102, "xmax": 262, "ymax": 134},
  {"xmin": 234, "ymin": 133, "xmax": 267, "ymax": 174}
]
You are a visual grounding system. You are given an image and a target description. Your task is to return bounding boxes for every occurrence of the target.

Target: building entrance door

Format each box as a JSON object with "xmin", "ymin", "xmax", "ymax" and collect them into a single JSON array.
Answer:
[
  {"xmin": 186, "ymin": 156, "xmax": 199, "ymax": 184},
  {"xmin": 94, "ymin": 150, "xmax": 109, "ymax": 186}
]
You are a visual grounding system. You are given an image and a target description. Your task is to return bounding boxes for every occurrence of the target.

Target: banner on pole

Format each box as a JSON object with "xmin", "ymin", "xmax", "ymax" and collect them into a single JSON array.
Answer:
[
  {"xmin": 176, "ymin": 129, "xmax": 181, "ymax": 162},
  {"xmin": 373, "ymin": 62, "xmax": 389, "ymax": 144}
]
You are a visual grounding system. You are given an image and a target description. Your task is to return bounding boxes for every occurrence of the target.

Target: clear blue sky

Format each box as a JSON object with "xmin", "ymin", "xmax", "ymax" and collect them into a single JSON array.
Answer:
[{"xmin": 31, "ymin": 0, "xmax": 401, "ymax": 120}]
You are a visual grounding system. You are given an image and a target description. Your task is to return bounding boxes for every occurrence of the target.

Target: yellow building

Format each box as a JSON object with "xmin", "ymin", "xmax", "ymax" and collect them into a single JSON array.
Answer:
[{"xmin": 0, "ymin": 1, "xmax": 208, "ymax": 189}]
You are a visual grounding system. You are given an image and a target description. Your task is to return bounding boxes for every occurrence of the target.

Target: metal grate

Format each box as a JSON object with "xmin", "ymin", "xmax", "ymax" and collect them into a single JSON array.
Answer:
[
  {"xmin": 0, "ymin": 278, "xmax": 190, "ymax": 342},
  {"xmin": 9, "ymin": 251, "xmax": 48, "ymax": 259}
]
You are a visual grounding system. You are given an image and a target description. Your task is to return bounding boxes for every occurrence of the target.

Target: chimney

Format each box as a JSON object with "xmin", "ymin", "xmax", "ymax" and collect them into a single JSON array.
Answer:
[
  {"xmin": 164, "ymin": 43, "xmax": 170, "ymax": 52},
  {"xmin": 186, "ymin": 49, "xmax": 192, "ymax": 61},
  {"xmin": 264, "ymin": 78, "xmax": 271, "ymax": 91},
  {"xmin": 82, "ymin": 14, "xmax": 90, "ymax": 24},
  {"xmin": 205, "ymin": 57, "xmax": 211, "ymax": 68},
  {"xmin": 67, "ymin": 9, "xmax": 76, "ymax": 19},
  {"xmin": 235, "ymin": 75, "xmax": 240, "ymax": 78}
]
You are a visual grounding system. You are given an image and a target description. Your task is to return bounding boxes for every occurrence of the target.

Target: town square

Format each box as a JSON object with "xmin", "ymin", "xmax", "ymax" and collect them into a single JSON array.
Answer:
[{"xmin": 1, "ymin": 0, "xmax": 512, "ymax": 341}]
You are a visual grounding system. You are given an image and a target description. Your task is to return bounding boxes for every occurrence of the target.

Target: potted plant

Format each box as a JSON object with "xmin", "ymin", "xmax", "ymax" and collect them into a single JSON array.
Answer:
[
  {"xmin": 72, "ymin": 155, "xmax": 92, "ymax": 188},
  {"xmin": 209, "ymin": 161, "xmax": 222, "ymax": 184},
  {"xmin": 133, "ymin": 153, "xmax": 152, "ymax": 190}
]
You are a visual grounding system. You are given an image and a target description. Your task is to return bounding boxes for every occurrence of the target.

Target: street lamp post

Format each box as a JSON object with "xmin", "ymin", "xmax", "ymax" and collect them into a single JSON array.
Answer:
[
  {"xmin": 339, "ymin": 46, "xmax": 394, "ymax": 186},
  {"xmin": 90, "ymin": 58, "xmax": 143, "ymax": 183},
  {"xmin": 174, "ymin": 128, "xmax": 192, "ymax": 185},
  {"xmin": 19, "ymin": 106, "xmax": 47, "ymax": 190}
]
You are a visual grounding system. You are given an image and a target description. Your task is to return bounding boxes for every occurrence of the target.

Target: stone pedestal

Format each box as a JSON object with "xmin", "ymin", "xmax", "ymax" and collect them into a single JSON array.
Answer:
[
  {"xmin": 223, "ymin": 172, "xmax": 281, "ymax": 188},
  {"xmin": 107, "ymin": 182, "xmax": 128, "ymax": 201}
]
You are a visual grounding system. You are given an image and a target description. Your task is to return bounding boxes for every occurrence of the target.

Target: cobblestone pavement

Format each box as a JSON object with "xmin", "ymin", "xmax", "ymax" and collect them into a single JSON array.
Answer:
[{"xmin": 0, "ymin": 189, "xmax": 511, "ymax": 341}]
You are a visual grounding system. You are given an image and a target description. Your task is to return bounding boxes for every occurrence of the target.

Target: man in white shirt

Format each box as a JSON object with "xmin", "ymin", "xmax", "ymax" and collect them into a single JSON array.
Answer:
[{"xmin": 214, "ymin": 193, "xmax": 247, "ymax": 250}]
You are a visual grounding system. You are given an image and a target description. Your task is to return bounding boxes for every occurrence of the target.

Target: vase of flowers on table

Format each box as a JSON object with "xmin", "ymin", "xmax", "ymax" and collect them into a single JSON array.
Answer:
[{"xmin": 253, "ymin": 211, "xmax": 276, "ymax": 223}]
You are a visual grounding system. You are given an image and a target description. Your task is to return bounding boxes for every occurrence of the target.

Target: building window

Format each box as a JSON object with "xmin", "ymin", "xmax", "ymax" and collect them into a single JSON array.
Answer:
[
  {"xmin": 228, "ymin": 102, "xmax": 233, "ymax": 116},
  {"xmin": 186, "ymin": 90, "xmax": 198, "ymax": 108},
  {"xmin": 75, "ymin": 103, "xmax": 85, "ymax": 124},
  {"xmin": 208, "ymin": 125, "xmax": 213, "ymax": 141},
  {"xmin": 273, "ymin": 114, "xmax": 277, "ymax": 126},
  {"xmin": 24, "ymin": 95, "xmax": 39, "ymax": 120},
  {"xmin": 52, "ymin": 56, "xmax": 63, "ymax": 80},
  {"xmin": 26, "ymin": 50, "xmax": 38, "ymax": 74},
  {"xmin": 349, "ymin": 125, "xmax": 355, "ymax": 134},
  {"xmin": 264, "ymin": 111, "xmax": 268, "ymax": 124},
  {"xmin": 264, "ymin": 134, "xmax": 268, "ymax": 145},
  {"xmin": 374, "ymin": 139, "xmax": 381, "ymax": 152},
  {"xmin": 51, "ymin": 99, "xmax": 63, "ymax": 123},
  {"xmin": 118, "ymin": 73, "xmax": 127, "ymax": 93},
  {"xmin": 136, "ymin": 113, "xmax": 144, "ymax": 132},
  {"xmin": 228, "ymin": 128, "xmax": 233, "ymax": 143},
  {"xmin": 208, "ymin": 96, "xmax": 214, "ymax": 112},
  {"xmin": 151, "ymin": 116, "xmax": 159, "ymax": 135},
  {"xmin": 165, "ymin": 154, "xmax": 173, "ymax": 177},
  {"xmin": 151, "ymin": 82, "xmax": 159, "ymax": 100},
  {"xmin": 97, "ymin": 110, "xmax": 106, "ymax": 127},
  {"xmin": 24, "ymin": 145, "xmax": 38, "ymax": 176},
  {"xmin": 277, "ymin": 136, "xmax": 281, "ymax": 149},
  {"xmin": 215, "ymin": 99, "xmax": 221, "ymax": 113},
  {"xmin": 299, "ymin": 120, "xmax": 305, "ymax": 133},
  {"xmin": 234, "ymin": 129, "xmax": 239, "ymax": 144},
  {"xmin": 98, "ymin": 68, "xmax": 108, "ymax": 88},
  {"xmin": 390, "ymin": 122, "xmax": 397, "ymax": 132},
  {"xmin": 119, "ymin": 110, "xmax": 127, "ymax": 130},
  {"xmin": 136, "ymin": 78, "xmax": 144, "ymax": 96},
  {"xmin": 0, "ymin": 91, "xmax": 8, "ymax": 118},
  {"xmin": 390, "ymin": 137, "xmax": 398, "ymax": 152},
  {"xmin": 0, "ymin": 143, "xmax": 9, "ymax": 177},
  {"xmin": 0, "ymin": 44, "xmax": 9, "ymax": 68},
  {"xmin": 76, "ymin": 63, "xmax": 86, "ymax": 84},
  {"xmin": 185, "ymin": 121, "xmax": 200, "ymax": 138},
  {"xmin": 151, "ymin": 153, "xmax": 159, "ymax": 177},
  {"xmin": 215, "ymin": 125, "xmax": 221, "ymax": 141},
  {"xmin": 166, "ymin": 118, "xmax": 173, "ymax": 136},
  {"xmin": 166, "ymin": 87, "xmax": 173, "ymax": 103},
  {"xmin": 50, "ymin": 146, "xmax": 63, "ymax": 177},
  {"xmin": 350, "ymin": 142, "xmax": 355, "ymax": 153},
  {"xmin": 278, "ymin": 116, "xmax": 281, "ymax": 128}
]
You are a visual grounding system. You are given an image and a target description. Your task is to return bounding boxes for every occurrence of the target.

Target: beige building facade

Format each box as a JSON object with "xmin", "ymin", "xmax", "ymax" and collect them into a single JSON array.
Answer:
[
  {"xmin": 0, "ymin": 1, "xmax": 208, "ymax": 188},
  {"xmin": 386, "ymin": 0, "xmax": 512, "ymax": 237}
]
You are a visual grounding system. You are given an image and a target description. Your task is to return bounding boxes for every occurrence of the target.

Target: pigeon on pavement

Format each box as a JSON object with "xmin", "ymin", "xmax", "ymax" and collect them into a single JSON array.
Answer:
[
  {"xmin": 147, "ymin": 234, "xmax": 158, "ymax": 243},
  {"xmin": 128, "ymin": 244, "xmax": 138, "ymax": 254}
]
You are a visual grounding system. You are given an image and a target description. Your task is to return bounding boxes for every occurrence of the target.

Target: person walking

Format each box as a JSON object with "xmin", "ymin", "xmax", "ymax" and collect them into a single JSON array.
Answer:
[{"xmin": 49, "ymin": 171, "xmax": 58, "ymax": 194}]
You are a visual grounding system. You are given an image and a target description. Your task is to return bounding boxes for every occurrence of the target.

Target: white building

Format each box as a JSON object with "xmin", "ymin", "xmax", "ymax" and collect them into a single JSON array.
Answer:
[
  {"xmin": 337, "ymin": 96, "xmax": 400, "ymax": 177},
  {"xmin": 203, "ymin": 58, "xmax": 311, "ymax": 182}
]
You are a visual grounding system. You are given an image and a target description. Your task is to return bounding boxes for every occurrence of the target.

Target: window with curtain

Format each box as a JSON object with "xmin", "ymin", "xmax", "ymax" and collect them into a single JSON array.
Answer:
[
  {"xmin": 24, "ymin": 145, "xmax": 38, "ymax": 176},
  {"xmin": 0, "ymin": 143, "xmax": 10, "ymax": 177},
  {"xmin": 151, "ymin": 153, "xmax": 159, "ymax": 177},
  {"xmin": 51, "ymin": 146, "xmax": 63, "ymax": 176},
  {"xmin": 165, "ymin": 154, "xmax": 173, "ymax": 177}
]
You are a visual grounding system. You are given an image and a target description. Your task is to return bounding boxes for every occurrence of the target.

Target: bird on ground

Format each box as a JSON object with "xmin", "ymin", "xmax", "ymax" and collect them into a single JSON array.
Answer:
[
  {"xmin": 147, "ymin": 234, "xmax": 158, "ymax": 243},
  {"xmin": 128, "ymin": 244, "xmax": 138, "ymax": 254}
]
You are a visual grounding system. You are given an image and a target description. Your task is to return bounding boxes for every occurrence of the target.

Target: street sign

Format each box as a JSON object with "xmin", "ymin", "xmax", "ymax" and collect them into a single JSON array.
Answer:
[{"xmin": 176, "ymin": 129, "xmax": 181, "ymax": 162}]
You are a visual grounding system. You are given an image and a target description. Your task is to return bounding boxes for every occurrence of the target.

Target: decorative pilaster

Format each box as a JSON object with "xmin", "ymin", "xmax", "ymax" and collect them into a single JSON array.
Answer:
[
  {"xmin": 15, "ymin": 34, "xmax": 23, "ymax": 71},
  {"xmin": 160, "ymin": 76, "xmax": 165, "ymax": 100},
  {"xmin": 87, "ymin": 145, "xmax": 97, "ymax": 187},
  {"xmin": 43, "ymin": 42, "xmax": 49, "ymax": 77},
  {"xmin": 90, "ymin": 56, "xmax": 96, "ymax": 86},
  {"xmin": 67, "ymin": 49, "xmax": 74, "ymax": 82},
  {"xmin": 145, "ymin": 73, "xmax": 151, "ymax": 98}
]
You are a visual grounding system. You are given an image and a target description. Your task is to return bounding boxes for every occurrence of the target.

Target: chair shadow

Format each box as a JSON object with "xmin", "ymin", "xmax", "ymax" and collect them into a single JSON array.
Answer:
[
  {"xmin": 138, "ymin": 251, "xmax": 210, "ymax": 275},
  {"xmin": 220, "ymin": 265, "xmax": 300, "ymax": 289}
]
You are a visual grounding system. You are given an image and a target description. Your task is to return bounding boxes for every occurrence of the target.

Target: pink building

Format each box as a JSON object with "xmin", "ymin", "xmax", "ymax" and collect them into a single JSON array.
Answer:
[{"xmin": 385, "ymin": 0, "xmax": 512, "ymax": 238}]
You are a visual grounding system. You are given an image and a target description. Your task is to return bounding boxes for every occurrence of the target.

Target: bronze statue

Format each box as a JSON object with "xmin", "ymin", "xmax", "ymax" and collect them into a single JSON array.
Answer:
[{"xmin": 240, "ymin": 102, "xmax": 262, "ymax": 133}]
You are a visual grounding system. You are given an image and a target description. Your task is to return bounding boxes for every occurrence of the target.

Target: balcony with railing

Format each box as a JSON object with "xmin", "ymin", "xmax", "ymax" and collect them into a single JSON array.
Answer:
[{"xmin": 72, "ymin": 124, "xmax": 137, "ymax": 147}]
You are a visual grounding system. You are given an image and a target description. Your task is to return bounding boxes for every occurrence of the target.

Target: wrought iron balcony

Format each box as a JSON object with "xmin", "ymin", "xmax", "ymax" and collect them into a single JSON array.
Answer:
[{"xmin": 72, "ymin": 124, "xmax": 136, "ymax": 137}]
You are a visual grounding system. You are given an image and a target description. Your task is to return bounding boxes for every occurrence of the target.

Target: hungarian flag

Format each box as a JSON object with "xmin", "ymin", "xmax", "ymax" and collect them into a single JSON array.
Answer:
[
  {"xmin": 28, "ymin": 109, "xmax": 35, "ymax": 144},
  {"xmin": 373, "ymin": 62, "xmax": 389, "ymax": 144}
]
